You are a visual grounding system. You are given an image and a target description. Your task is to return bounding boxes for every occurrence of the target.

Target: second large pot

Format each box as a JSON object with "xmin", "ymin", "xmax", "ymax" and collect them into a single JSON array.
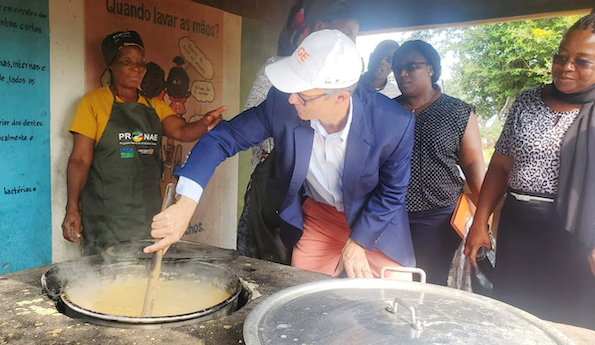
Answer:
[{"xmin": 243, "ymin": 277, "xmax": 575, "ymax": 345}]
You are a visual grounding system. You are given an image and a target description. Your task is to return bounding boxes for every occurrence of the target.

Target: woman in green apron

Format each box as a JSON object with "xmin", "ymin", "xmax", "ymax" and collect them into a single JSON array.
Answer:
[{"xmin": 62, "ymin": 31, "xmax": 225, "ymax": 255}]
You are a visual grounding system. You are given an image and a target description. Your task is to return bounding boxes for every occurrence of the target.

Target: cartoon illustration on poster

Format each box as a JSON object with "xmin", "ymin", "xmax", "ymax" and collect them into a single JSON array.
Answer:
[
  {"xmin": 85, "ymin": 0, "xmax": 225, "ymax": 243},
  {"xmin": 141, "ymin": 62, "xmax": 166, "ymax": 100}
]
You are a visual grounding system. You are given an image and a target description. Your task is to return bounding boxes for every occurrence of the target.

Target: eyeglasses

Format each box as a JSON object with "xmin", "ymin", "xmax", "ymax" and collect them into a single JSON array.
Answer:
[
  {"xmin": 373, "ymin": 52, "xmax": 393, "ymax": 64},
  {"xmin": 392, "ymin": 61, "xmax": 430, "ymax": 73},
  {"xmin": 552, "ymin": 54, "xmax": 595, "ymax": 69},
  {"xmin": 295, "ymin": 92, "xmax": 328, "ymax": 106}
]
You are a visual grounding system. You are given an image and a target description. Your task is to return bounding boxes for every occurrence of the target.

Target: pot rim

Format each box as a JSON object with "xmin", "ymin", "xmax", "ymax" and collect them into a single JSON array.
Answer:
[{"xmin": 48, "ymin": 259, "xmax": 242, "ymax": 324}]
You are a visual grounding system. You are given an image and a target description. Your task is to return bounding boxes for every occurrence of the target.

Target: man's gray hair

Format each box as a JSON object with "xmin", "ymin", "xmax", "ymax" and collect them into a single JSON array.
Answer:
[{"xmin": 323, "ymin": 82, "xmax": 358, "ymax": 95}]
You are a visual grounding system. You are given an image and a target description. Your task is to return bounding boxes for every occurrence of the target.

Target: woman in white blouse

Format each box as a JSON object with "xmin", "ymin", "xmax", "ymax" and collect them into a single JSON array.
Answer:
[{"xmin": 465, "ymin": 14, "xmax": 595, "ymax": 329}]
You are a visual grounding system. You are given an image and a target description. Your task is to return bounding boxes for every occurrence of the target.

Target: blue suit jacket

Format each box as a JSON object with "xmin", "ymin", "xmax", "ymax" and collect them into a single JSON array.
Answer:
[{"xmin": 177, "ymin": 86, "xmax": 416, "ymax": 266}]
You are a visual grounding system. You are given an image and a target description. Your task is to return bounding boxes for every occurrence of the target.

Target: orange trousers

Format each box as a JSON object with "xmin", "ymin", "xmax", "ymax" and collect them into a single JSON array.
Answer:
[{"xmin": 292, "ymin": 198, "xmax": 404, "ymax": 278}]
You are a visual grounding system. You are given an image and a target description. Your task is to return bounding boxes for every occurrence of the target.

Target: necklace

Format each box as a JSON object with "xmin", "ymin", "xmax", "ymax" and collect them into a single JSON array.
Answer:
[{"xmin": 404, "ymin": 90, "xmax": 436, "ymax": 113}]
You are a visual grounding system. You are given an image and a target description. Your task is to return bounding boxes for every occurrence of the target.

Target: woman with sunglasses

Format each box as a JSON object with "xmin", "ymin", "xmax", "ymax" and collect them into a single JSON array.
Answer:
[
  {"xmin": 465, "ymin": 14, "xmax": 595, "ymax": 329},
  {"xmin": 391, "ymin": 40, "xmax": 485, "ymax": 286}
]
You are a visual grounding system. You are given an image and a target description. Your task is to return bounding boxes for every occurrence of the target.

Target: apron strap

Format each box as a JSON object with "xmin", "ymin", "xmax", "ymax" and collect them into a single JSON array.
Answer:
[{"xmin": 109, "ymin": 87, "xmax": 155, "ymax": 111}]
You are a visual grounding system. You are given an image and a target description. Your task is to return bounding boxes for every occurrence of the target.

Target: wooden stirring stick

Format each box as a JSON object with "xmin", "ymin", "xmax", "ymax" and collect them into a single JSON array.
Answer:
[{"xmin": 141, "ymin": 182, "xmax": 175, "ymax": 317}]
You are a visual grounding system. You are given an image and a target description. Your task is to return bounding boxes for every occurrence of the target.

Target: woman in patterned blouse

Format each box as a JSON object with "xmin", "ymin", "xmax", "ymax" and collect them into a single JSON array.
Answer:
[
  {"xmin": 465, "ymin": 14, "xmax": 595, "ymax": 329},
  {"xmin": 391, "ymin": 41, "xmax": 486, "ymax": 285}
]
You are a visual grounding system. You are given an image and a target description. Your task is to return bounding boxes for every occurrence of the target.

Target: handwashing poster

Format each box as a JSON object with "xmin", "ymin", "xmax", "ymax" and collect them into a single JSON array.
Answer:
[
  {"xmin": 0, "ymin": 0, "xmax": 51, "ymax": 274},
  {"xmin": 85, "ymin": 0, "xmax": 225, "ymax": 244}
]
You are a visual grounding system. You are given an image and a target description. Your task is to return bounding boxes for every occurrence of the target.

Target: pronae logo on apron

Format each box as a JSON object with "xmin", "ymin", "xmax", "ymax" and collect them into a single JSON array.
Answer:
[
  {"xmin": 119, "ymin": 131, "xmax": 159, "ymax": 158},
  {"xmin": 118, "ymin": 131, "xmax": 159, "ymax": 145}
]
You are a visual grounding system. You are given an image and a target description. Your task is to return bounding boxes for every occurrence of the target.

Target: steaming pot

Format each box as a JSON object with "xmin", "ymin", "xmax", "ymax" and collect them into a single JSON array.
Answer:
[{"xmin": 42, "ymin": 257, "xmax": 242, "ymax": 328}]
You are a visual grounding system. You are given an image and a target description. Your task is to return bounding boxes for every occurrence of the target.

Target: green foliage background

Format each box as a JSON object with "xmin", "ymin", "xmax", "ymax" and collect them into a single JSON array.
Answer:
[{"xmin": 446, "ymin": 16, "xmax": 580, "ymax": 120}]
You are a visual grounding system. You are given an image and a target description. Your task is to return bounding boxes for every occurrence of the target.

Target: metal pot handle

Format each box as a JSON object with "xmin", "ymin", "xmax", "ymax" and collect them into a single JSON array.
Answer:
[
  {"xmin": 40, "ymin": 266, "xmax": 63, "ymax": 301},
  {"xmin": 380, "ymin": 266, "xmax": 427, "ymax": 283},
  {"xmin": 386, "ymin": 296, "xmax": 424, "ymax": 331}
]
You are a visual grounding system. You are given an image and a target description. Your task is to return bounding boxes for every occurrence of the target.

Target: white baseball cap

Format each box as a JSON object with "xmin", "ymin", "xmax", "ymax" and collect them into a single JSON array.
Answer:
[{"xmin": 265, "ymin": 30, "xmax": 362, "ymax": 94}]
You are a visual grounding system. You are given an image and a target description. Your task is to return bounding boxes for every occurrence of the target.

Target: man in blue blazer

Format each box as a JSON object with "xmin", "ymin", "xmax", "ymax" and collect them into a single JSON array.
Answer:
[{"xmin": 145, "ymin": 30, "xmax": 415, "ymax": 278}]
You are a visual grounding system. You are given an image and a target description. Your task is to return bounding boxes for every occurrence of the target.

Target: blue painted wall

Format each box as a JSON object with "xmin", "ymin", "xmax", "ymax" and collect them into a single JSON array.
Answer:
[{"xmin": 0, "ymin": 0, "xmax": 51, "ymax": 274}]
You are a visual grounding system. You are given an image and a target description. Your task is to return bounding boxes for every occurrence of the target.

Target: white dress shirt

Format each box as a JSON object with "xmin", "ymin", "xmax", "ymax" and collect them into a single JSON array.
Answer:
[
  {"xmin": 176, "ymin": 97, "xmax": 354, "ymax": 211},
  {"xmin": 303, "ymin": 98, "xmax": 353, "ymax": 211}
]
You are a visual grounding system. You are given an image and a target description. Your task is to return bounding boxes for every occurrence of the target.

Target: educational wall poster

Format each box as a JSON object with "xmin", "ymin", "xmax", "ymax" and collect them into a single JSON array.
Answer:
[
  {"xmin": 85, "ymin": 0, "xmax": 226, "ymax": 245},
  {"xmin": 0, "ymin": 0, "xmax": 51, "ymax": 274}
]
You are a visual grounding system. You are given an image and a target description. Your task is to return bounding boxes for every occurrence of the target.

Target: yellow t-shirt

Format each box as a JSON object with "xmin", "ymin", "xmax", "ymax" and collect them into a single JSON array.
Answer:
[{"xmin": 69, "ymin": 86, "xmax": 176, "ymax": 144}]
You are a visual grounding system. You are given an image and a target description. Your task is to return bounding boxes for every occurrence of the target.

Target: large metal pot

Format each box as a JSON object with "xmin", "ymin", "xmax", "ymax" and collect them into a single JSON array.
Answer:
[
  {"xmin": 243, "ymin": 274, "xmax": 575, "ymax": 345},
  {"xmin": 42, "ymin": 257, "xmax": 242, "ymax": 328}
]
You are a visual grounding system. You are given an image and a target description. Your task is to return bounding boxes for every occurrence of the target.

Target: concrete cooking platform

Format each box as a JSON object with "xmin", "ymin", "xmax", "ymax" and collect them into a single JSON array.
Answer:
[{"xmin": 1, "ymin": 255, "xmax": 594, "ymax": 345}]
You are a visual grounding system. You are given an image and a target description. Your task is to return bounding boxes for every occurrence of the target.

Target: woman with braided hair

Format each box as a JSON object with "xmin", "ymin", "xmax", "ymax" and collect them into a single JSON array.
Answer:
[{"xmin": 237, "ymin": 0, "xmax": 359, "ymax": 263}]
